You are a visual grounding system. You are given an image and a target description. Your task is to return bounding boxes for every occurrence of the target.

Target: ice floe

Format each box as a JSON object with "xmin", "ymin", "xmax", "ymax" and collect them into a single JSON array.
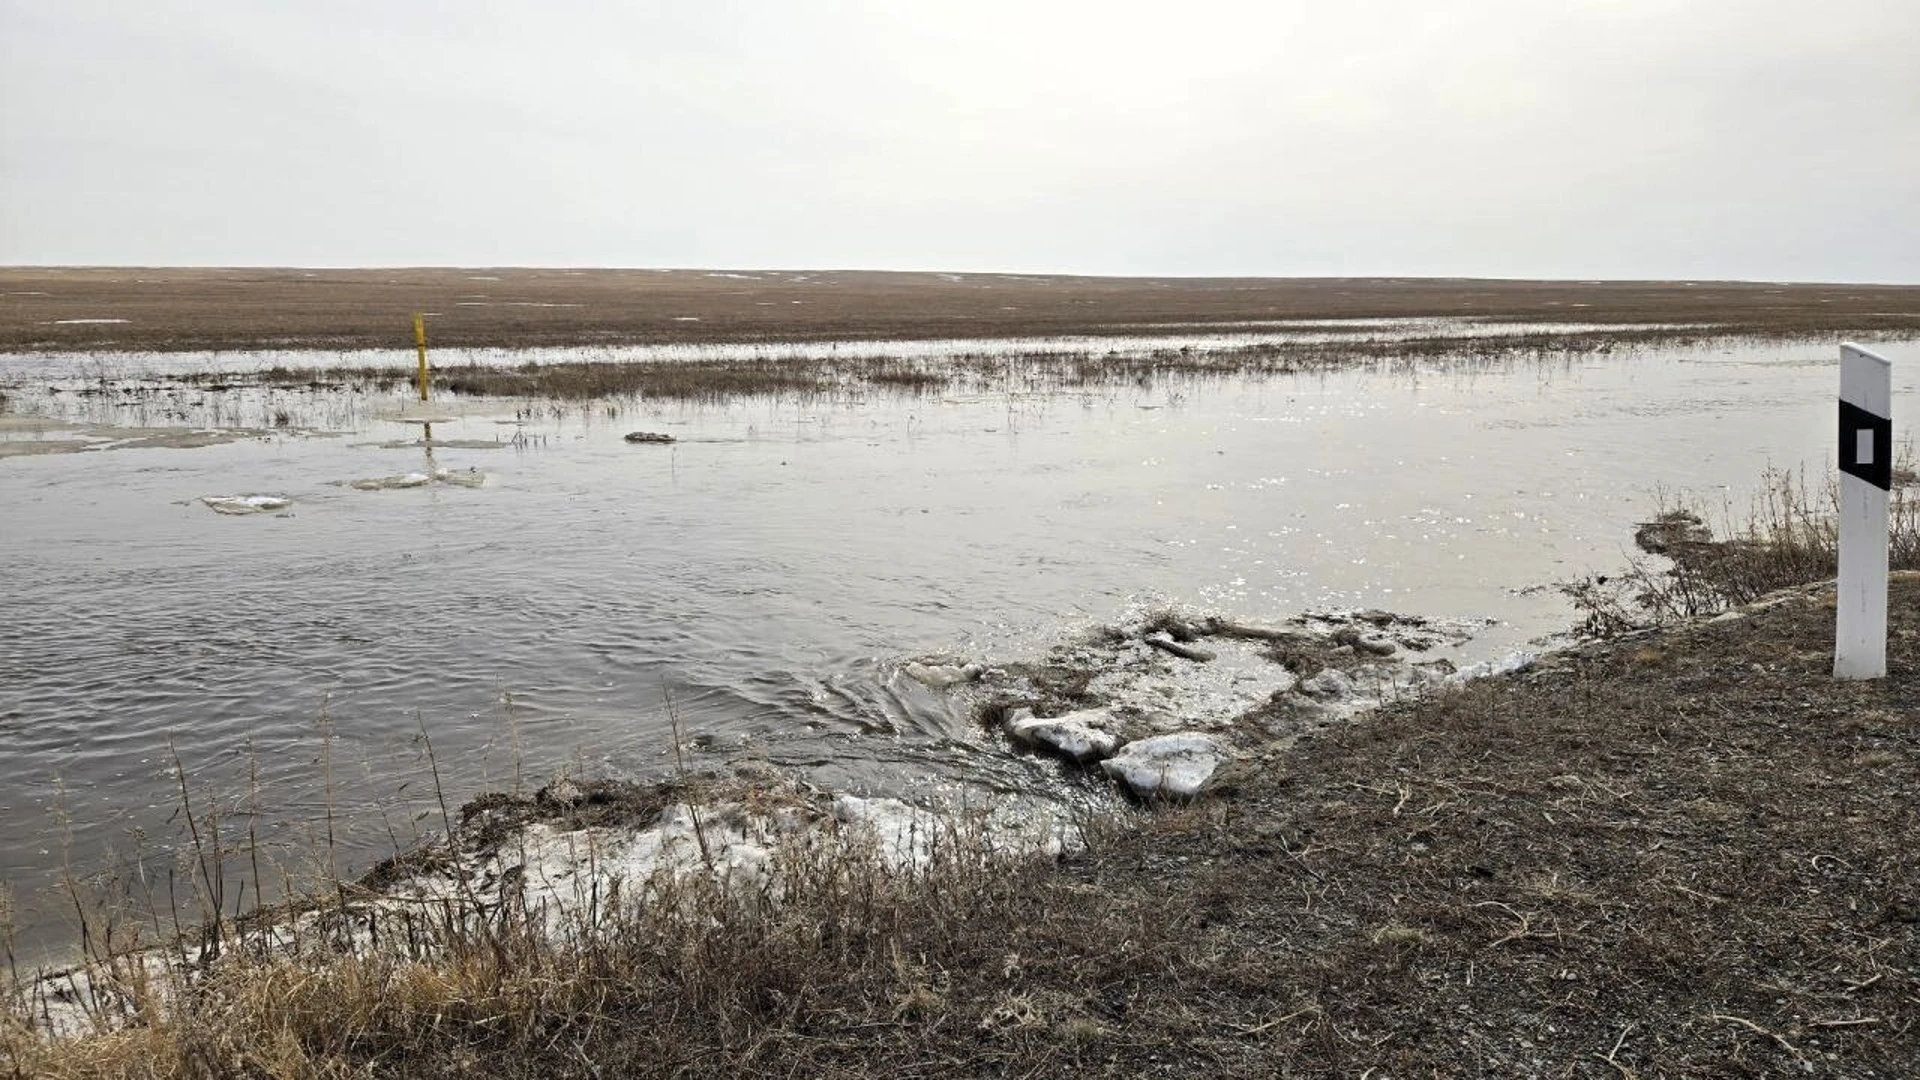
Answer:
[{"xmin": 199, "ymin": 494, "xmax": 291, "ymax": 515}]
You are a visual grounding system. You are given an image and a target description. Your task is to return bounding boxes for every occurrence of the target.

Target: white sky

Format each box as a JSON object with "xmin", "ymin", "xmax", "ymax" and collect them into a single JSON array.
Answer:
[{"xmin": 2, "ymin": 0, "xmax": 1916, "ymax": 280}]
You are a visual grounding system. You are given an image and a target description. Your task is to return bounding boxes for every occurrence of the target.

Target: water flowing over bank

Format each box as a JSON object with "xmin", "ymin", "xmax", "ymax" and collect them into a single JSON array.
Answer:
[{"xmin": 2, "ymin": 333, "xmax": 1917, "ymax": 959}]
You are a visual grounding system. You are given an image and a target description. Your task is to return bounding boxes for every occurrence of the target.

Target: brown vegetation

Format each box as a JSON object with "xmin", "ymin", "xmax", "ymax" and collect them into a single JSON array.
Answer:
[
  {"xmin": 157, "ymin": 326, "xmax": 1761, "ymax": 405},
  {"xmin": 1567, "ymin": 466, "xmax": 1920, "ymax": 633},
  {"xmin": 4, "ymin": 267, "xmax": 1919, "ymax": 354},
  {"xmin": 8, "ymin": 579, "xmax": 1917, "ymax": 1075}
]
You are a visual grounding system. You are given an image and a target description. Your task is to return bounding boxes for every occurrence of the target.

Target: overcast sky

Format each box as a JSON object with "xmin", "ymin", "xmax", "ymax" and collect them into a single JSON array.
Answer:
[{"xmin": 2, "ymin": 1, "xmax": 1915, "ymax": 280}]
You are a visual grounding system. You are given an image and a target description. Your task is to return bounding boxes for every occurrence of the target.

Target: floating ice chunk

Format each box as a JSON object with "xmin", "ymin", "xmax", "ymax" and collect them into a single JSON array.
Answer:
[
  {"xmin": 1003, "ymin": 706, "xmax": 1122, "ymax": 763},
  {"xmin": 50, "ymin": 318, "xmax": 130, "ymax": 325},
  {"xmin": 348, "ymin": 472, "xmax": 432, "ymax": 490},
  {"xmin": 200, "ymin": 494, "xmax": 291, "ymax": 515},
  {"xmin": 1099, "ymin": 733, "xmax": 1228, "ymax": 800},
  {"xmin": 433, "ymin": 467, "xmax": 486, "ymax": 488}
]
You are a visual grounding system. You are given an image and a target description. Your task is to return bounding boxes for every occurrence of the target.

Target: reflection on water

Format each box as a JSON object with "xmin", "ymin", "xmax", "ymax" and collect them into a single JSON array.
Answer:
[{"xmin": 1, "ymin": 335, "xmax": 1915, "ymax": 959}]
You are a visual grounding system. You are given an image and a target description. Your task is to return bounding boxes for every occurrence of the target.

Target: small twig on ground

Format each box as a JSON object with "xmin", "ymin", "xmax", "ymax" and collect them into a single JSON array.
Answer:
[
  {"xmin": 1671, "ymin": 883, "xmax": 1727, "ymax": 906},
  {"xmin": 1471, "ymin": 900, "xmax": 1535, "ymax": 947},
  {"xmin": 1238, "ymin": 1004, "xmax": 1323, "ymax": 1036},
  {"xmin": 1710, "ymin": 1013, "xmax": 1806, "ymax": 1064},
  {"xmin": 1844, "ymin": 972, "xmax": 1884, "ymax": 994},
  {"xmin": 1597, "ymin": 1022, "xmax": 1635, "ymax": 1078}
]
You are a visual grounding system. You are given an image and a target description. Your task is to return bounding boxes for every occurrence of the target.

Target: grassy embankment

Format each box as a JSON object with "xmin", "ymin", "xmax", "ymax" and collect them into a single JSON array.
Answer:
[{"xmin": 5, "ymin": 471, "xmax": 1918, "ymax": 1077}]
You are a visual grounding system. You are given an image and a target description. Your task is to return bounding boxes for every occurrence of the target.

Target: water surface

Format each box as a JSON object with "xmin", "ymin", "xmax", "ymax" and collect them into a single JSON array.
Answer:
[{"xmin": 2, "ymin": 334, "xmax": 1913, "ymax": 959}]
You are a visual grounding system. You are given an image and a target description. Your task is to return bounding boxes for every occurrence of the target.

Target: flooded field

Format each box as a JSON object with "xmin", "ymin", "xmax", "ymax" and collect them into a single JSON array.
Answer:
[{"xmin": 3, "ymin": 331, "xmax": 1916, "ymax": 960}]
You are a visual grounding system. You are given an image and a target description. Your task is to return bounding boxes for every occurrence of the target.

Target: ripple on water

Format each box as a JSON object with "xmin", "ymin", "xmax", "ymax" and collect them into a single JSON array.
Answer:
[{"xmin": 4, "ymin": 336, "xmax": 1919, "ymax": 959}]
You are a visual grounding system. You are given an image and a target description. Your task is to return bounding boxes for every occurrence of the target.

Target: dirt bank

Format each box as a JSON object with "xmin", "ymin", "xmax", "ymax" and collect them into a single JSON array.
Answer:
[
  {"xmin": 5, "ymin": 267, "xmax": 1919, "ymax": 353},
  {"xmin": 1036, "ymin": 579, "xmax": 1919, "ymax": 1077},
  {"xmin": 11, "ymin": 580, "xmax": 1915, "ymax": 1077}
]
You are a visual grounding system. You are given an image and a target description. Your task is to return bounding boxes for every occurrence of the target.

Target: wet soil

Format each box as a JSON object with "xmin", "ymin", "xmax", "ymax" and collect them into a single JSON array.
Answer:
[
  {"xmin": 981, "ymin": 580, "xmax": 1919, "ymax": 1077},
  {"xmin": 5, "ymin": 267, "xmax": 1919, "ymax": 353}
]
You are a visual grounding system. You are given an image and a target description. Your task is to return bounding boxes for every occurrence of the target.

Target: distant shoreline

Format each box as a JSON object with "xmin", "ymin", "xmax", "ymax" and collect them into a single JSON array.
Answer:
[{"xmin": 4, "ymin": 267, "xmax": 1918, "ymax": 354}]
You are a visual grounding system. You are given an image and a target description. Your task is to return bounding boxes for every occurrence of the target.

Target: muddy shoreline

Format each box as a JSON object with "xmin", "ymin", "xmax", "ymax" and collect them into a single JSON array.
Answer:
[
  {"xmin": 12, "ymin": 580, "xmax": 1916, "ymax": 1075},
  {"xmin": 5, "ymin": 267, "xmax": 1919, "ymax": 353}
]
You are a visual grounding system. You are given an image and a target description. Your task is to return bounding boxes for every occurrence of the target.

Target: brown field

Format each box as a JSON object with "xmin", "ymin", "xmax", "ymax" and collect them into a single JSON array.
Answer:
[{"xmin": 3, "ymin": 267, "xmax": 1919, "ymax": 353}]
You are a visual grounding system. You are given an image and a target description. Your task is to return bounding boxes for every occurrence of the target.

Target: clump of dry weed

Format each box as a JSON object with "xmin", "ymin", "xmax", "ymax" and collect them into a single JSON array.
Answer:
[{"xmin": 1566, "ymin": 462, "xmax": 1920, "ymax": 633}]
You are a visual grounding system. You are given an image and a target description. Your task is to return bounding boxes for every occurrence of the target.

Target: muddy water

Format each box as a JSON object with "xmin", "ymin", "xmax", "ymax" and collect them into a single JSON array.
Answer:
[{"xmin": 2, "ymin": 335, "xmax": 1915, "ymax": 959}]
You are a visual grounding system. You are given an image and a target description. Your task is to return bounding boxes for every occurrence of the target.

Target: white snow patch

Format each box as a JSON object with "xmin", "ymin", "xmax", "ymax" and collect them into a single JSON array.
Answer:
[
  {"xmin": 1003, "ymin": 706, "xmax": 1121, "ymax": 763},
  {"xmin": 1100, "ymin": 733, "xmax": 1228, "ymax": 799},
  {"xmin": 1449, "ymin": 649, "xmax": 1536, "ymax": 683},
  {"xmin": 832, "ymin": 793, "xmax": 1075, "ymax": 865}
]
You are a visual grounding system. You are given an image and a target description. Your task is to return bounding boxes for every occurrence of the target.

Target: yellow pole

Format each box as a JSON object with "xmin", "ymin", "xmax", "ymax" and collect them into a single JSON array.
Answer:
[{"xmin": 413, "ymin": 313, "xmax": 429, "ymax": 402}]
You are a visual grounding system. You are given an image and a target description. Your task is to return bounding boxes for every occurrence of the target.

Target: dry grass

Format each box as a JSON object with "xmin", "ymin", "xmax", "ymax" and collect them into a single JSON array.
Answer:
[
  {"xmin": 4, "ymin": 781, "xmax": 1152, "ymax": 1079},
  {"xmin": 435, "ymin": 358, "xmax": 833, "ymax": 401},
  {"xmin": 126, "ymin": 324, "xmax": 1778, "ymax": 406},
  {"xmin": 10, "ymin": 464, "xmax": 1920, "ymax": 1075},
  {"xmin": 15, "ymin": 578, "xmax": 1915, "ymax": 1076},
  {"xmin": 1567, "ymin": 464, "xmax": 1920, "ymax": 632}
]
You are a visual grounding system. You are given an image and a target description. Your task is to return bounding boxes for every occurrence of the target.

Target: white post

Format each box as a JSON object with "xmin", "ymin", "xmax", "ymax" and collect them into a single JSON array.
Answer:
[{"xmin": 1835, "ymin": 342, "xmax": 1892, "ymax": 680}]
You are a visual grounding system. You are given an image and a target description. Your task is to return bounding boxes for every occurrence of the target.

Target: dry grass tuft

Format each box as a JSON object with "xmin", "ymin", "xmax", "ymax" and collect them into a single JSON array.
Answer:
[{"xmin": 1566, "ymin": 463, "xmax": 1920, "ymax": 633}]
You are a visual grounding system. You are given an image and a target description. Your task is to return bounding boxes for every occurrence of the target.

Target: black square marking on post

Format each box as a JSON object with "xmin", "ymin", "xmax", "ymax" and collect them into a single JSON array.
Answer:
[{"xmin": 1839, "ymin": 399, "xmax": 1892, "ymax": 491}]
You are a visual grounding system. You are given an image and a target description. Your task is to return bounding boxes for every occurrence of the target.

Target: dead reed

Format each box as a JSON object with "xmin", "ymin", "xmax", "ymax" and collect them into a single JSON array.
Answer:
[
  {"xmin": 2, "ymin": 766, "xmax": 1142, "ymax": 1079},
  {"xmin": 1565, "ymin": 461, "xmax": 1920, "ymax": 633},
  {"xmin": 136, "ymin": 325, "xmax": 1766, "ymax": 407}
]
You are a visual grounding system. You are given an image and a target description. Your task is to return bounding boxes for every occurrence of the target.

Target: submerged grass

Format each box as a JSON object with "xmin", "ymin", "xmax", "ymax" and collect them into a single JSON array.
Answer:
[
  {"xmin": 146, "ymin": 324, "xmax": 1757, "ymax": 406},
  {"xmin": 1566, "ymin": 460, "xmax": 1920, "ymax": 632},
  {"xmin": 436, "ymin": 359, "xmax": 833, "ymax": 401}
]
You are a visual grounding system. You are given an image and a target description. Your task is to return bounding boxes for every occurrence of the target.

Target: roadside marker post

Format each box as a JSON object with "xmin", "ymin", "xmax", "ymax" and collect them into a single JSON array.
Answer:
[
  {"xmin": 1835, "ymin": 342, "xmax": 1892, "ymax": 680},
  {"xmin": 414, "ymin": 313, "xmax": 430, "ymax": 402}
]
